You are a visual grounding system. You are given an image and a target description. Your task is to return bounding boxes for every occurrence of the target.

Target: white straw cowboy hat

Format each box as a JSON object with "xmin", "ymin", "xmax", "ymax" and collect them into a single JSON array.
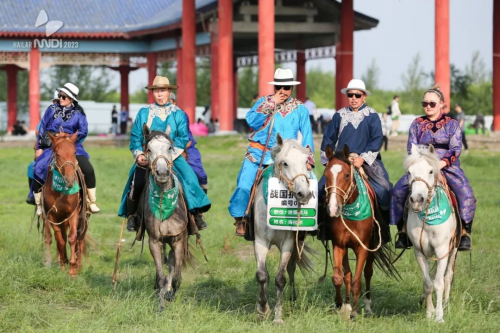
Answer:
[
  {"xmin": 145, "ymin": 75, "xmax": 179, "ymax": 90},
  {"xmin": 341, "ymin": 79, "xmax": 371, "ymax": 96},
  {"xmin": 57, "ymin": 83, "xmax": 79, "ymax": 102},
  {"xmin": 267, "ymin": 68, "xmax": 301, "ymax": 86}
]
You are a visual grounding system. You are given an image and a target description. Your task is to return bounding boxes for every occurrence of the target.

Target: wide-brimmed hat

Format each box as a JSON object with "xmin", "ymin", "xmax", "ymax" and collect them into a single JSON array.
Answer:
[
  {"xmin": 145, "ymin": 76, "xmax": 178, "ymax": 90},
  {"xmin": 52, "ymin": 90, "xmax": 59, "ymax": 101},
  {"xmin": 57, "ymin": 83, "xmax": 79, "ymax": 102},
  {"xmin": 340, "ymin": 79, "xmax": 371, "ymax": 96},
  {"xmin": 267, "ymin": 68, "xmax": 301, "ymax": 86}
]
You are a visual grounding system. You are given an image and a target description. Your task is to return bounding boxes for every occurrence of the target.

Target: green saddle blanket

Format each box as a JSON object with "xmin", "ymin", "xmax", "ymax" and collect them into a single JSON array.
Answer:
[
  {"xmin": 148, "ymin": 174, "xmax": 180, "ymax": 221},
  {"xmin": 51, "ymin": 165, "xmax": 80, "ymax": 195},
  {"xmin": 418, "ymin": 185, "xmax": 452, "ymax": 225},
  {"xmin": 341, "ymin": 171, "xmax": 372, "ymax": 221}
]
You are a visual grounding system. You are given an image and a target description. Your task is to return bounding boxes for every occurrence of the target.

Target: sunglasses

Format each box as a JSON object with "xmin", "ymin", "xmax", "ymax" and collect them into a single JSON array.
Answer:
[
  {"xmin": 421, "ymin": 101, "xmax": 438, "ymax": 108},
  {"xmin": 347, "ymin": 93, "xmax": 363, "ymax": 98},
  {"xmin": 58, "ymin": 94, "xmax": 68, "ymax": 101},
  {"xmin": 275, "ymin": 85, "xmax": 292, "ymax": 91}
]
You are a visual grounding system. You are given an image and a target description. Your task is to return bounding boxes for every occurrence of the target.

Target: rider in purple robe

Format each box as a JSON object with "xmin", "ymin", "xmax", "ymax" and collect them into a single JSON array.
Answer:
[
  {"xmin": 390, "ymin": 88, "xmax": 476, "ymax": 251},
  {"xmin": 33, "ymin": 83, "xmax": 100, "ymax": 216}
]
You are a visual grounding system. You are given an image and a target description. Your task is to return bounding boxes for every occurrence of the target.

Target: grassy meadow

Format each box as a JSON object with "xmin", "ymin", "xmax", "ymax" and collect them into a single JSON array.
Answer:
[{"xmin": 1, "ymin": 135, "xmax": 499, "ymax": 332}]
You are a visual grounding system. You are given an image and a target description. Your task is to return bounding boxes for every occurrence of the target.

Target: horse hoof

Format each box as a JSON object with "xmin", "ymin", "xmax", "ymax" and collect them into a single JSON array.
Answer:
[
  {"xmin": 158, "ymin": 305, "xmax": 165, "ymax": 313},
  {"xmin": 273, "ymin": 319, "xmax": 285, "ymax": 325},
  {"xmin": 165, "ymin": 291, "xmax": 176, "ymax": 302},
  {"xmin": 256, "ymin": 304, "xmax": 271, "ymax": 319},
  {"xmin": 435, "ymin": 318, "xmax": 445, "ymax": 323}
]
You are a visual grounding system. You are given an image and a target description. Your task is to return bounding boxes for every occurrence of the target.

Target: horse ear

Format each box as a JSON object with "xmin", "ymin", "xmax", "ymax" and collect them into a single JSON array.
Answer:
[
  {"xmin": 296, "ymin": 131, "xmax": 303, "ymax": 145},
  {"xmin": 143, "ymin": 124, "xmax": 150, "ymax": 138},
  {"xmin": 165, "ymin": 124, "xmax": 171, "ymax": 137},
  {"xmin": 411, "ymin": 143, "xmax": 419, "ymax": 155},
  {"xmin": 428, "ymin": 144, "xmax": 435, "ymax": 154},
  {"xmin": 325, "ymin": 145, "xmax": 334, "ymax": 159},
  {"xmin": 48, "ymin": 132, "xmax": 56, "ymax": 144},
  {"xmin": 69, "ymin": 131, "xmax": 78, "ymax": 142},
  {"xmin": 342, "ymin": 144, "xmax": 350, "ymax": 159},
  {"xmin": 276, "ymin": 133, "xmax": 283, "ymax": 147}
]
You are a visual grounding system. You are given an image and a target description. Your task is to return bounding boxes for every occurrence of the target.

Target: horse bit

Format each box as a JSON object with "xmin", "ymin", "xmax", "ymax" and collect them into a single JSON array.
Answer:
[{"xmin": 324, "ymin": 163, "xmax": 356, "ymax": 206}]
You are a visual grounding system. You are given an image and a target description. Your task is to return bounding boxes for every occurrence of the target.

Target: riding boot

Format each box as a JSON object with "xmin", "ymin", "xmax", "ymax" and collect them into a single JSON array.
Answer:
[
  {"xmin": 234, "ymin": 217, "xmax": 246, "ymax": 236},
  {"xmin": 395, "ymin": 220, "xmax": 412, "ymax": 249},
  {"xmin": 26, "ymin": 194, "xmax": 36, "ymax": 206},
  {"xmin": 458, "ymin": 220, "xmax": 473, "ymax": 251},
  {"xmin": 194, "ymin": 212, "xmax": 207, "ymax": 230},
  {"xmin": 380, "ymin": 209, "xmax": 392, "ymax": 245},
  {"xmin": 126, "ymin": 197, "xmax": 139, "ymax": 232},
  {"xmin": 86, "ymin": 188, "xmax": 100, "ymax": 213},
  {"xmin": 34, "ymin": 192, "xmax": 43, "ymax": 216}
]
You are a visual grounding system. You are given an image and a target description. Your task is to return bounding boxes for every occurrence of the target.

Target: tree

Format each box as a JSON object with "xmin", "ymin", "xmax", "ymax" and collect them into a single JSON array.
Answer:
[
  {"xmin": 306, "ymin": 67, "xmax": 335, "ymax": 108},
  {"xmin": 401, "ymin": 53, "xmax": 428, "ymax": 109},
  {"xmin": 0, "ymin": 70, "xmax": 29, "ymax": 114},
  {"xmin": 238, "ymin": 66, "xmax": 258, "ymax": 107},
  {"xmin": 361, "ymin": 59, "xmax": 380, "ymax": 91},
  {"xmin": 465, "ymin": 51, "xmax": 488, "ymax": 85}
]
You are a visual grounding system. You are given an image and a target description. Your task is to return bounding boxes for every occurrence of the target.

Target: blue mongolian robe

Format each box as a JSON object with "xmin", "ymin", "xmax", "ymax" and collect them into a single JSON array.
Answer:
[
  {"xmin": 118, "ymin": 103, "xmax": 211, "ymax": 217},
  {"xmin": 34, "ymin": 104, "xmax": 89, "ymax": 185},
  {"xmin": 390, "ymin": 114, "xmax": 476, "ymax": 225},
  {"xmin": 228, "ymin": 95, "xmax": 315, "ymax": 218},
  {"xmin": 319, "ymin": 104, "xmax": 392, "ymax": 209},
  {"xmin": 180, "ymin": 110, "xmax": 208, "ymax": 187}
]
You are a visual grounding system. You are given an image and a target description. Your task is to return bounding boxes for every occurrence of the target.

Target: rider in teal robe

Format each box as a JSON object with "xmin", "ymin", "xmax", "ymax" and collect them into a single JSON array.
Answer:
[{"xmin": 118, "ymin": 76, "xmax": 210, "ymax": 232}]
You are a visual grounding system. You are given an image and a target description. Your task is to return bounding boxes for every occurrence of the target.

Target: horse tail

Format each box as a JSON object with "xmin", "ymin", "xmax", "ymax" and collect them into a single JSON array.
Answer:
[
  {"xmin": 292, "ymin": 241, "xmax": 317, "ymax": 275},
  {"xmin": 373, "ymin": 244, "xmax": 401, "ymax": 281}
]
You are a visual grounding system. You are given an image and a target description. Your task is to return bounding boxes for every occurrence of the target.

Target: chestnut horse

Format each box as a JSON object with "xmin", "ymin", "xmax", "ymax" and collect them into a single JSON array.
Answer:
[
  {"xmin": 323, "ymin": 145, "xmax": 397, "ymax": 319},
  {"xmin": 41, "ymin": 132, "xmax": 88, "ymax": 276}
]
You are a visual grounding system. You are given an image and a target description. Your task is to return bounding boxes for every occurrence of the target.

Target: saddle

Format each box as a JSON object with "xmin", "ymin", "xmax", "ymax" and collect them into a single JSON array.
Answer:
[{"xmin": 403, "ymin": 174, "xmax": 462, "ymax": 247}]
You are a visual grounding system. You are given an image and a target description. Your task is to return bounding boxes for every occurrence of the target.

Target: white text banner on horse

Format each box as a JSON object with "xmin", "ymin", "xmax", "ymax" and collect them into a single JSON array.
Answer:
[{"xmin": 266, "ymin": 178, "xmax": 318, "ymax": 231}]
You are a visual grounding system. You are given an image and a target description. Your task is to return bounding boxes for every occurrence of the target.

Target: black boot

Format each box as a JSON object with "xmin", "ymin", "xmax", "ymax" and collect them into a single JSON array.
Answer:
[
  {"xmin": 194, "ymin": 213, "xmax": 207, "ymax": 231},
  {"xmin": 395, "ymin": 220, "xmax": 412, "ymax": 249},
  {"xmin": 380, "ymin": 209, "xmax": 392, "ymax": 245},
  {"xmin": 126, "ymin": 197, "xmax": 139, "ymax": 232},
  {"xmin": 26, "ymin": 195, "xmax": 36, "ymax": 206},
  {"xmin": 458, "ymin": 221, "xmax": 472, "ymax": 251}
]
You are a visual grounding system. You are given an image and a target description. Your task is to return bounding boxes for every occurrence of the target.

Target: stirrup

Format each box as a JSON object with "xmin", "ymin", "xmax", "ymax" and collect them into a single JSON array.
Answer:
[
  {"xmin": 395, "ymin": 232, "xmax": 412, "ymax": 249},
  {"xmin": 234, "ymin": 218, "xmax": 245, "ymax": 236}
]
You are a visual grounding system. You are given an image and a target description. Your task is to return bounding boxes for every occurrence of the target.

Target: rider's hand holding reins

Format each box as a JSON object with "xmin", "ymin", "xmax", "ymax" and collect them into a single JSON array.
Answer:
[
  {"xmin": 438, "ymin": 160, "xmax": 447, "ymax": 169},
  {"xmin": 137, "ymin": 154, "xmax": 148, "ymax": 166},
  {"xmin": 352, "ymin": 157, "xmax": 364, "ymax": 168},
  {"xmin": 35, "ymin": 149, "xmax": 43, "ymax": 159}
]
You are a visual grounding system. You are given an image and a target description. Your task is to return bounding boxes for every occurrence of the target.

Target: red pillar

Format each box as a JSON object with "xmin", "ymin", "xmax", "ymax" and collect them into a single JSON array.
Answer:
[
  {"xmin": 338, "ymin": 0, "xmax": 353, "ymax": 110},
  {"xmin": 296, "ymin": 50, "xmax": 306, "ymax": 101},
  {"xmin": 119, "ymin": 65, "xmax": 130, "ymax": 112},
  {"xmin": 258, "ymin": 0, "xmax": 275, "ymax": 97},
  {"xmin": 335, "ymin": 41, "xmax": 343, "ymax": 111},
  {"xmin": 176, "ymin": 40, "xmax": 183, "ymax": 104},
  {"xmin": 219, "ymin": 0, "xmax": 234, "ymax": 131},
  {"xmin": 182, "ymin": 0, "xmax": 196, "ymax": 123},
  {"xmin": 210, "ymin": 26, "xmax": 220, "ymax": 121},
  {"xmin": 435, "ymin": 0, "xmax": 450, "ymax": 112},
  {"xmin": 5, "ymin": 65, "xmax": 18, "ymax": 133},
  {"xmin": 493, "ymin": 0, "xmax": 500, "ymax": 132},
  {"xmin": 147, "ymin": 53, "xmax": 157, "ymax": 104},
  {"xmin": 29, "ymin": 46, "xmax": 40, "ymax": 131}
]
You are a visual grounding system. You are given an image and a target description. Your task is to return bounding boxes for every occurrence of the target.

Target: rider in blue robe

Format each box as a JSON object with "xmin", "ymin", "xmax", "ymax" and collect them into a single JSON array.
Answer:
[
  {"xmin": 229, "ymin": 68, "xmax": 315, "ymax": 236},
  {"xmin": 319, "ymin": 79, "xmax": 392, "ymax": 243},
  {"xmin": 118, "ymin": 76, "xmax": 210, "ymax": 232},
  {"xmin": 33, "ymin": 83, "xmax": 100, "ymax": 215}
]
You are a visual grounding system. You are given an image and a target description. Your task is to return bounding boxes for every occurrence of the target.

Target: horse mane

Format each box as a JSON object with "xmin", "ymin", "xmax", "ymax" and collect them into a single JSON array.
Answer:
[
  {"xmin": 329, "ymin": 150, "xmax": 351, "ymax": 166},
  {"xmin": 271, "ymin": 138, "xmax": 309, "ymax": 163},
  {"xmin": 404, "ymin": 145, "xmax": 440, "ymax": 176},
  {"xmin": 145, "ymin": 130, "xmax": 174, "ymax": 146}
]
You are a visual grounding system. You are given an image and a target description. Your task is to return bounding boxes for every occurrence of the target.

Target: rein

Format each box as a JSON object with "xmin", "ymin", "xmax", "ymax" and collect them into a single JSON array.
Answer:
[
  {"xmin": 324, "ymin": 161, "xmax": 382, "ymax": 253},
  {"xmin": 410, "ymin": 176, "xmax": 456, "ymax": 261}
]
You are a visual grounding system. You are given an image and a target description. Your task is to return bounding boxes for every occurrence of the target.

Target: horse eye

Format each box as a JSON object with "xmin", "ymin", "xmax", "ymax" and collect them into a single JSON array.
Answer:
[
  {"xmin": 283, "ymin": 162, "xmax": 288, "ymax": 167},
  {"xmin": 430, "ymin": 170, "xmax": 433, "ymax": 174},
  {"xmin": 345, "ymin": 173, "xmax": 350, "ymax": 178}
]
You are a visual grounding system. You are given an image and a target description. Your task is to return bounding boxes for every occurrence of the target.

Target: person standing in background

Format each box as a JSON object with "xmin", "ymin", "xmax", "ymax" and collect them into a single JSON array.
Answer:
[
  {"xmin": 304, "ymin": 96, "xmax": 318, "ymax": 134},
  {"xmin": 119, "ymin": 106, "xmax": 128, "ymax": 135},
  {"xmin": 111, "ymin": 105, "xmax": 118, "ymax": 135},
  {"xmin": 455, "ymin": 104, "xmax": 469, "ymax": 151},
  {"xmin": 390, "ymin": 95, "xmax": 401, "ymax": 136}
]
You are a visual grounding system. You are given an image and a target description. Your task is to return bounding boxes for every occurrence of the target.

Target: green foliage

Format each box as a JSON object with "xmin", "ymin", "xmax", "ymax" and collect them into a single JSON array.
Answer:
[
  {"xmin": 0, "ymin": 69, "xmax": 29, "ymax": 114},
  {"xmin": 362, "ymin": 59, "xmax": 380, "ymax": 91},
  {"xmin": 196, "ymin": 59, "xmax": 211, "ymax": 107},
  {"xmin": 41, "ymin": 65, "xmax": 118, "ymax": 102},
  {"xmin": 306, "ymin": 66, "xmax": 335, "ymax": 108},
  {"xmin": 238, "ymin": 67, "xmax": 258, "ymax": 107},
  {"xmin": 401, "ymin": 53, "xmax": 428, "ymax": 110}
]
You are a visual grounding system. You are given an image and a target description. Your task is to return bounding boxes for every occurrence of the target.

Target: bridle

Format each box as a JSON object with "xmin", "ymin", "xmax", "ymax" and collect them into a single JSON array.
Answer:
[
  {"xmin": 277, "ymin": 162, "xmax": 309, "ymax": 193},
  {"xmin": 409, "ymin": 176, "xmax": 437, "ymax": 212},
  {"xmin": 51, "ymin": 138, "xmax": 78, "ymax": 185},
  {"xmin": 149, "ymin": 154, "xmax": 173, "ymax": 178},
  {"xmin": 324, "ymin": 162, "xmax": 356, "ymax": 206}
]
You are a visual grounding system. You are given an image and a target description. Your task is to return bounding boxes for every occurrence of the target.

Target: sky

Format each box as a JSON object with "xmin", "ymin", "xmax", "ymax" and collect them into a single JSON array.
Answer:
[{"xmin": 124, "ymin": 0, "xmax": 494, "ymax": 93}]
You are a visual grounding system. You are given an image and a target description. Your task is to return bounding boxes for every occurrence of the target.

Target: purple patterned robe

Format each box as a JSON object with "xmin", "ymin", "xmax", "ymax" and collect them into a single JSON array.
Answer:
[{"xmin": 390, "ymin": 114, "xmax": 476, "ymax": 225}]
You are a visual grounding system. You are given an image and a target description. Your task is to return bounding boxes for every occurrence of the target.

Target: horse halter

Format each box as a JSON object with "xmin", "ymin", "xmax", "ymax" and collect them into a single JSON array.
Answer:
[
  {"xmin": 51, "ymin": 138, "xmax": 78, "ymax": 178},
  {"xmin": 324, "ymin": 162, "xmax": 357, "ymax": 206},
  {"xmin": 409, "ymin": 176, "xmax": 438, "ymax": 208},
  {"xmin": 277, "ymin": 163, "xmax": 309, "ymax": 193},
  {"xmin": 148, "ymin": 154, "xmax": 173, "ymax": 178}
]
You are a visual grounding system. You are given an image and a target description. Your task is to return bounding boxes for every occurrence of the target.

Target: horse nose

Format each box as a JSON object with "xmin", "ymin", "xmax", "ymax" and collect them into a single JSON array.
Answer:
[{"xmin": 410, "ymin": 194, "xmax": 424, "ymax": 211}]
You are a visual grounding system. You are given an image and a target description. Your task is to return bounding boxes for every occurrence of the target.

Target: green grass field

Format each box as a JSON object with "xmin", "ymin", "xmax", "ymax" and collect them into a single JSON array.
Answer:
[{"xmin": 1, "ymin": 136, "xmax": 500, "ymax": 332}]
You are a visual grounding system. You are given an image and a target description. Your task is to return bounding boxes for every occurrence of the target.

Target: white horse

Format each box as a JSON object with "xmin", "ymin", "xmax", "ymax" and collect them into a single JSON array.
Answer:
[
  {"xmin": 252, "ymin": 133, "xmax": 315, "ymax": 324},
  {"xmin": 405, "ymin": 144, "xmax": 458, "ymax": 322}
]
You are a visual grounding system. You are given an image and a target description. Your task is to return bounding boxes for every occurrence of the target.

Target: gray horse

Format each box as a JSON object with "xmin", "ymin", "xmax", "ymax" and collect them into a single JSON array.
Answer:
[
  {"xmin": 252, "ymin": 133, "xmax": 315, "ymax": 324},
  {"xmin": 139, "ymin": 124, "xmax": 192, "ymax": 312}
]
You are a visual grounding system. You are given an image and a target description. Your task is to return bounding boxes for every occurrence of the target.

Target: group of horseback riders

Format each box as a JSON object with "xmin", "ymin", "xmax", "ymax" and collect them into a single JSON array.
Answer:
[{"xmin": 28, "ymin": 69, "xmax": 476, "ymax": 251}]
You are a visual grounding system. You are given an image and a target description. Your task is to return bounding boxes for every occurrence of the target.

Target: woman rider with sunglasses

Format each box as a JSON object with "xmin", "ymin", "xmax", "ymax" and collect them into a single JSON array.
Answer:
[
  {"xmin": 33, "ymin": 83, "xmax": 100, "ymax": 216},
  {"xmin": 390, "ymin": 88, "xmax": 476, "ymax": 251}
]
